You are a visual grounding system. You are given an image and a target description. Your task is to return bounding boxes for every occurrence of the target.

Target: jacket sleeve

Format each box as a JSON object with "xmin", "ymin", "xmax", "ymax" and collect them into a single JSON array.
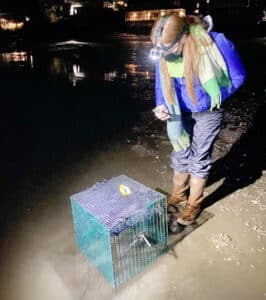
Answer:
[
  {"xmin": 212, "ymin": 32, "xmax": 246, "ymax": 93},
  {"xmin": 155, "ymin": 62, "xmax": 166, "ymax": 106}
]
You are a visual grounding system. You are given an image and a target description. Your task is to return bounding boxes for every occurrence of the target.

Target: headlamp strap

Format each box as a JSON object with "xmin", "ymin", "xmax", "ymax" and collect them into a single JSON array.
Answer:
[
  {"xmin": 155, "ymin": 15, "xmax": 171, "ymax": 46},
  {"xmin": 155, "ymin": 15, "xmax": 187, "ymax": 51}
]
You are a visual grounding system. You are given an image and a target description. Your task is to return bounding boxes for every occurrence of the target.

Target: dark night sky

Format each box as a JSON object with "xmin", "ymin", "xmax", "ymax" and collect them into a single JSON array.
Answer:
[
  {"xmin": 0, "ymin": 0, "xmax": 45, "ymax": 21},
  {"xmin": 1, "ymin": 0, "xmax": 29, "ymax": 8},
  {"xmin": 0, "ymin": 0, "xmax": 32, "ymax": 13}
]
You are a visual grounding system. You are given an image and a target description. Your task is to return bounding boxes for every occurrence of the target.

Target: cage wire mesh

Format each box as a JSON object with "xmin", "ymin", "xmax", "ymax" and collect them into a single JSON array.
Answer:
[{"xmin": 70, "ymin": 175, "xmax": 168, "ymax": 288}]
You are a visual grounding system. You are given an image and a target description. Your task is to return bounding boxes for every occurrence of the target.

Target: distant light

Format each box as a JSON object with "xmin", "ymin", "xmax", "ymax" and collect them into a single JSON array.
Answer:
[
  {"xmin": 262, "ymin": 10, "xmax": 266, "ymax": 22},
  {"xmin": 53, "ymin": 40, "xmax": 89, "ymax": 46},
  {"xmin": 103, "ymin": 0, "xmax": 128, "ymax": 11},
  {"xmin": 104, "ymin": 71, "xmax": 117, "ymax": 81},
  {"xmin": 30, "ymin": 55, "xmax": 34, "ymax": 68},
  {"xmin": 70, "ymin": 3, "xmax": 82, "ymax": 16},
  {"xmin": 0, "ymin": 18, "xmax": 24, "ymax": 31},
  {"xmin": 73, "ymin": 64, "xmax": 86, "ymax": 78},
  {"xmin": 25, "ymin": 16, "xmax": 30, "ymax": 22},
  {"xmin": 125, "ymin": 8, "xmax": 185, "ymax": 23},
  {"xmin": 145, "ymin": 71, "xmax": 151, "ymax": 80},
  {"xmin": 1, "ymin": 51, "xmax": 28, "ymax": 63}
]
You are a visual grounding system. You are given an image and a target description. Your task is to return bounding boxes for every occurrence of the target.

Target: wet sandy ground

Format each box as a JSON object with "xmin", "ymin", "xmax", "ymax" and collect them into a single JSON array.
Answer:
[
  {"xmin": 1, "ymin": 37, "xmax": 266, "ymax": 300},
  {"xmin": 1, "ymin": 100, "xmax": 266, "ymax": 300}
]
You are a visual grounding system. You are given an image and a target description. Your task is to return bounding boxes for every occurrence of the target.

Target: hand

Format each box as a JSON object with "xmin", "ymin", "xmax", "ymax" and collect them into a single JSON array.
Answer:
[{"xmin": 152, "ymin": 104, "xmax": 171, "ymax": 121}]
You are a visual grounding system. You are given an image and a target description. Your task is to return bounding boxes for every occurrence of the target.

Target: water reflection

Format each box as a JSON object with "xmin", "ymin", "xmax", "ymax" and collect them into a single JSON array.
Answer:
[
  {"xmin": 104, "ymin": 70, "xmax": 119, "ymax": 82},
  {"xmin": 0, "ymin": 51, "xmax": 34, "ymax": 68},
  {"xmin": 125, "ymin": 64, "xmax": 152, "ymax": 80},
  {"xmin": 46, "ymin": 38, "xmax": 154, "ymax": 86},
  {"xmin": 104, "ymin": 65, "xmax": 152, "ymax": 82},
  {"xmin": 49, "ymin": 54, "xmax": 98, "ymax": 85},
  {"xmin": 71, "ymin": 64, "xmax": 86, "ymax": 86},
  {"xmin": 49, "ymin": 56, "xmax": 85, "ymax": 86},
  {"xmin": 0, "ymin": 36, "xmax": 155, "ymax": 89},
  {"xmin": 50, "ymin": 57, "xmax": 65, "ymax": 75}
]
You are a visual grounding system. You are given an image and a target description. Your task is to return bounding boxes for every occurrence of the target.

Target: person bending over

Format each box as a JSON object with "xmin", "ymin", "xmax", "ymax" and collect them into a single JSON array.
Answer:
[{"xmin": 150, "ymin": 13, "xmax": 246, "ymax": 226}]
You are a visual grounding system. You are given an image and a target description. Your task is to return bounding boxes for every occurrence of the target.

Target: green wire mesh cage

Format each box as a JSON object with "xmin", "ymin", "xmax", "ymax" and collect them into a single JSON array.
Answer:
[{"xmin": 70, "ymin": 175, "xmax": 168, "ymax": 288}]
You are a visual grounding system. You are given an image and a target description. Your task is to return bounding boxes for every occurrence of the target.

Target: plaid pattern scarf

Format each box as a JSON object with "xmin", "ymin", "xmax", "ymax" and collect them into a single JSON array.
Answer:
[{"xmin": 159, "ymin": 24, "xmax": 231, "ymax": 152}]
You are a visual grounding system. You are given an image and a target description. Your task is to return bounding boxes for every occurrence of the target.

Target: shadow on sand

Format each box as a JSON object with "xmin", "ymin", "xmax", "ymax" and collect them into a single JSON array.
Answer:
[
  {"xmin": 203, "ymin": 89, "xmax": 266, "ymax": 210},
  {"xmin": 202, "ymin": 35, "xmax": 266, "ymax": 209}
]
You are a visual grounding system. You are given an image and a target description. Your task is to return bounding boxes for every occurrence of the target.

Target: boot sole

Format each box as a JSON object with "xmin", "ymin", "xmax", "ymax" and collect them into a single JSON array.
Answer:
[{"xmin": 177, "ymin": 217, "xmax": 194, "ymax": 226}]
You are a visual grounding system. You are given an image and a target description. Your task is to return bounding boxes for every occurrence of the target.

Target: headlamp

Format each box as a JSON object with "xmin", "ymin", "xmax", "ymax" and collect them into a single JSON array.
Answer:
[
  {"xmin": 150, "ymin": 15, "xmax": 187, "ymax": 61},
  {"xmin": 150, "ymin": 47, "xmax": 164, "ymax": 60}
]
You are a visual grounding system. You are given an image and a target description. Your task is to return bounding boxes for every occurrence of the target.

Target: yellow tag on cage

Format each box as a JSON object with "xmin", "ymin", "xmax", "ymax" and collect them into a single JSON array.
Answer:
[{"xmin": 119, "ymin": 184, "xmax": 131, "ymax": 196}]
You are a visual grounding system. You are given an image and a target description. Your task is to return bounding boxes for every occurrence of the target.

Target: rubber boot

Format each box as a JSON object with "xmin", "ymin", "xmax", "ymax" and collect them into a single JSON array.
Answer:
[
  {"xmin": 168, "ymin": 172, "xmax": 190, "ymax": 206},
  {"xmin": 177, "ymin": 175, "xmax": 207, "ymax": 225}
]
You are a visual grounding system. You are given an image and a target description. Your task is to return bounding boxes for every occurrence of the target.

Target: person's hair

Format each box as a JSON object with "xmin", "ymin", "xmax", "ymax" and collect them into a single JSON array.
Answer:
[{"xmin": 150, "ymin": 13, "xmax": 200, "ymax": 105}]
